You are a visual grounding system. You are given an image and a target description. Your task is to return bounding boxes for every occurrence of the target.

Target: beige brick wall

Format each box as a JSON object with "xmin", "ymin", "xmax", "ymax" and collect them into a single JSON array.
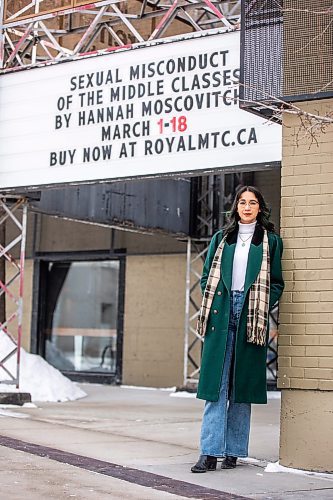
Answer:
[
  {"xmin": 279, "ymin": 98, "xmax": 333, "ymax": 392},
  {"xmin": 279, "ymin": 99, "xmax": 333, "ymax": 471}
]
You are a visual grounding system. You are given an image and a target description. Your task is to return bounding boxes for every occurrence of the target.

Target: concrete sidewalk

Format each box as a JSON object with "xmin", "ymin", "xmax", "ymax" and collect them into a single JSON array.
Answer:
[{"xmin": 0, "ymin": 384, "xmax": 332, "ymax": 499}]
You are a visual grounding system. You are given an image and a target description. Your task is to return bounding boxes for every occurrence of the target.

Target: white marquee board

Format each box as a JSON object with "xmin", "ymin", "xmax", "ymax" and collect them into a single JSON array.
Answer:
[{"xmin": 0, "ymin": 30, "xmax": 281, "ymax": 190}]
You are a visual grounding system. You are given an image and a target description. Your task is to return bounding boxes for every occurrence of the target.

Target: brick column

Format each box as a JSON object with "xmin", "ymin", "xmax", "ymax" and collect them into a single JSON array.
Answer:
[{"xmin": 278, "ymin": 99, "xmax": 333, "ymax": 472}]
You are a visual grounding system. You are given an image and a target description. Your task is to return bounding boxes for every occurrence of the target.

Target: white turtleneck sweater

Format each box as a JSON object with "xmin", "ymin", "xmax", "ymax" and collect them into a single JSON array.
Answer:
[{"xmin": 231, "ymin": 221, "xmax": 256, "ymax": 291}]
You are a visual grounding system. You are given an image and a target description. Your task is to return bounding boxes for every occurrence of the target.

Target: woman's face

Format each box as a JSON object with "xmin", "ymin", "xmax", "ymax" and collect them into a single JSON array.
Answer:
[{"xmin": 237, "ymin": 190, "xmax": 260, "ymax": 224}]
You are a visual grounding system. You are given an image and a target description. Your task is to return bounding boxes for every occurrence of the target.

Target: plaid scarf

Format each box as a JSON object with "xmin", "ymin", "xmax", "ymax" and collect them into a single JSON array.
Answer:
[{"xmin": 197, "ymin": 230, "xmax": 270, "ymax": 346}]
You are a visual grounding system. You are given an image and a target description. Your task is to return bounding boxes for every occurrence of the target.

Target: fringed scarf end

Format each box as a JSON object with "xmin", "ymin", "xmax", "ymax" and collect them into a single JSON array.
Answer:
[
  {"xmin": 247, "ymin": 326, "xmax": 267, "ymax": 346},
  {"xmin": 196, "ymin": 317, "xmax": 207, "ymax": 337}
]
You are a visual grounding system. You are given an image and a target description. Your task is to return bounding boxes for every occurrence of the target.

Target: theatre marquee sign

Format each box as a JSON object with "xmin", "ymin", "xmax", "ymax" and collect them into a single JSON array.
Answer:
[{"xmin": 0, "ymin": 30, "xmax": 281, "ymax": 190}]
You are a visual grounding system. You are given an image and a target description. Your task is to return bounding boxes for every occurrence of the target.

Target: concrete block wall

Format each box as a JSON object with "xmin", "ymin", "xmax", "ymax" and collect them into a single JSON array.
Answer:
[
  {"xmin": 123, "ymin": 254, "xmax": 186, "ymax": 388},
  {"xmin": 279, "ymin": 98, "xmax": 333, "ymax": 472},
  {"xmin": 37, "ymin": 215, "xmax": 187, "ymax": 255}
]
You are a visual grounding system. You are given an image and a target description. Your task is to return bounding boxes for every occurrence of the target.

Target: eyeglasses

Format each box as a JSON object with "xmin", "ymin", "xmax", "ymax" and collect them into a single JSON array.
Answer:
[{"xmin": 238, "ymin": 200, "xmax": 259, "ymax": 207}]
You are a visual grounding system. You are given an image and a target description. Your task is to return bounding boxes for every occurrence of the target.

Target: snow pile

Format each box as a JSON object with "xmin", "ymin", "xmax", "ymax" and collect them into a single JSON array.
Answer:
[{"xmin": 0, "ymin": 333, "xmax": 86, "ymax": 403}]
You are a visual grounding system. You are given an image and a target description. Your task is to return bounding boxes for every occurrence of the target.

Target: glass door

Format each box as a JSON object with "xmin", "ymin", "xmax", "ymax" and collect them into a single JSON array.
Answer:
[{"xmin": 41, "ymin": 259, "xmax": 122, "ymax": 379}]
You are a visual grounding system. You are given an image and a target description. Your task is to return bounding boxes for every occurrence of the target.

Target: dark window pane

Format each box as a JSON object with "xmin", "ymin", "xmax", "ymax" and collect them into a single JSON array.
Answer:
[{"xmin": 44, "ymin": 260, "xmax": 119, "ymax": 373}]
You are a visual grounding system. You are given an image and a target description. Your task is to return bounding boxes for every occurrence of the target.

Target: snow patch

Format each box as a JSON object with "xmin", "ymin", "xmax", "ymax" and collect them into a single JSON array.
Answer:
[
  {"xmin": 0, "ymin": 333, "xmax": 86, "ymax": 403},
  {"xmin": 0, "ymin": 409, "xmax": 30, "ymax": 418},
  {"xmin": 265, "ymin": 461, "xmax": 333, "ymax": 480},
  {"xmin": 240, "ymin": 457, "xmax": 261, "ymax": 464},
  {"xmin": 121, "ymin": 385, "xmax": 176, "ymax": 391},
  {"xmin": 267, "ymin": 391, "xmax": 281, "ymax": 400},
  {"xmin": 170, "ymin": 391, "xmax": 196, "ymax": 398}
]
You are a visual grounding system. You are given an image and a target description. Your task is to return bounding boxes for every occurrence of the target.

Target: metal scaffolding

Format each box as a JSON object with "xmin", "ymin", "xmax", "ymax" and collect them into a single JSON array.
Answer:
[
  {"xmin": 0, "ymin": 0, "xmax": 241, "ymax": 71},
  {"xmin": 183, "ymin": 173, "xmax": 231, "ymax": 386},
  {"xmin": 0, "ymin": 196, "xmax": 28, "ymax": 388},
  {"xmin": 0, "ymin": 1, "xmax": 243, "ymax": 389},
  {"xmin": 183, "ymin": 240, "xmax": 280, "ymax": 389},
  {"xmin": 183, "ymin": 236, "xmax": 208, "ymax": 386},
  {"xmin": 183, "ymin": 172, "xmax": 279, "ymax": 389}
]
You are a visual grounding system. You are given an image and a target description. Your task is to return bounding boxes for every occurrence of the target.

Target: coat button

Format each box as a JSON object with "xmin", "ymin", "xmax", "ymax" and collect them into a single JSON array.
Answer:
[
  {"xmin": 213, "ymin": 309, "xmax": 218, "ymax": 314},
  {"xmin": 211, "ymin": 326, "xmax": 215, "ymax": 331},
  {"xmin": 217, "ymin": 291, "xmax": 222, "ymax": 296}
]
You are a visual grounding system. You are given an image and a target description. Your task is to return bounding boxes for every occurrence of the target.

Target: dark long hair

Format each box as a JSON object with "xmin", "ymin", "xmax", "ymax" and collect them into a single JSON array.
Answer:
[{"xmin": 224, "ymin": 185, "xmax": 275, "ymax": 235}]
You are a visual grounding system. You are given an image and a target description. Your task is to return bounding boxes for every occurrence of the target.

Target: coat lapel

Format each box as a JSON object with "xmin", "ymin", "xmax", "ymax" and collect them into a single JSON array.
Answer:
[
  {"xmin": 221, "ymin": 242, "xmax": 236, "ymax": 293},
  {"xmin": 243, "ymin": 242, "xmax": 263, "ymax": 294},
  {"xmin": 244, "ymin": 224, "xmax": 264, "ymax": 294},
  {"xmin": 221, "ymin": 223, "xmax": 264, "ymax": 294}
]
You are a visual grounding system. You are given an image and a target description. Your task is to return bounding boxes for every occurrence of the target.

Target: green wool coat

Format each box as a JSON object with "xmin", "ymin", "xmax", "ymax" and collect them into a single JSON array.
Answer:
[{"xmin": 197, "ymin": 224, "xmax": 284, "ymax": 404}]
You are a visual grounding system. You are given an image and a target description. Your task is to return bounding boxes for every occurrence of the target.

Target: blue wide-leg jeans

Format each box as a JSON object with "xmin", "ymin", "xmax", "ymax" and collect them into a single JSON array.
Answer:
[{"xmin": 200, "ymin": 291, "xmax": 251, "ymax": 458}]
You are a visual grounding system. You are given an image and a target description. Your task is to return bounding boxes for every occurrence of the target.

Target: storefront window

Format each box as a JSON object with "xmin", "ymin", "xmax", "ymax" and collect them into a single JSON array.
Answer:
[{"xmin": 43, "ymin": 260, "xmax": 120, "ymax": 374}]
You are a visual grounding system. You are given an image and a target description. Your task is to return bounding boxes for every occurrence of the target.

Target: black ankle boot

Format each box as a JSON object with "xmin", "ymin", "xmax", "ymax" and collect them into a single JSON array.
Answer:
[
  {"xmin": 191, "ymin": 455, "xmax": 217, "ymax": 473},
  {"xmin": 221, "ymin": 456, "xmax": 237, "ymax": 469}
]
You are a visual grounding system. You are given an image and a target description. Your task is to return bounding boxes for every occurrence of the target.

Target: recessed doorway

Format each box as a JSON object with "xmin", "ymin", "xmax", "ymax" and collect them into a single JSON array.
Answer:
[{"xmin": 33, "ymin": 255, "xmax": 125, "ymax": 383}]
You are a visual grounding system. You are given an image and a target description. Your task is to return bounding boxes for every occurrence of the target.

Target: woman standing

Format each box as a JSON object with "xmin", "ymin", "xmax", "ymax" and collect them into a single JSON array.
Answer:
[{"xmin": 191, "ymin": 186, "xmax": 284, "ymax": 473}]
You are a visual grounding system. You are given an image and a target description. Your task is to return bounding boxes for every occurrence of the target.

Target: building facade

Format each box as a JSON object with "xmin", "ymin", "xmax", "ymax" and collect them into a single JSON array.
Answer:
[
  {"xmin": 242, "ymin": 0, "xmax": 333, "ymax": 472},
  {"xmin": 1, "ymin": 0, "xmax": 283, "ymax": 389}
]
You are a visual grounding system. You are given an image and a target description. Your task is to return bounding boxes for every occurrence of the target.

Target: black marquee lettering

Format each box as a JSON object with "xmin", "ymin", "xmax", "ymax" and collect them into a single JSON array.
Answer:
[
  {"xmin": 248, "ymin": 128, "xmax": 257, "ymax": 144},
  {"xmin": 86, "ymin": 73, "xmax": 94, "ymax": 88},
  {"xmin": 70, "ymin": 76, "xmax": 77, "ymax": 91},
  {"xmin": 50, "ymin": 152, "xmax": 57, "ymax": 166},
  {"xmin": 155, "ymin": 139, "xmax": 163, "ymax": 154},
  {"xmin": 119, "ymin": 143, "xmax": 128, "ymax": 158},
  {"xmin": 221, "ymin": 131, "xmax": 230, "ymax": 147},
  {"xmin": 144, "ymin": 140, "xmax": 153, "ymax": 155},
  {"xmin": 83, "ymin": 147, "xmax": 91, "ymax": 162},
  {"xmin": 198, "ymin": 133, "xmax": 209, "ymax": 149},
  {"xmin": 237, "ymin": 129, "xmax": 247, "ymax": 145},
  {"xmin": 177, "ymin": 136, "xmax": 186, "ymax": 152}
]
